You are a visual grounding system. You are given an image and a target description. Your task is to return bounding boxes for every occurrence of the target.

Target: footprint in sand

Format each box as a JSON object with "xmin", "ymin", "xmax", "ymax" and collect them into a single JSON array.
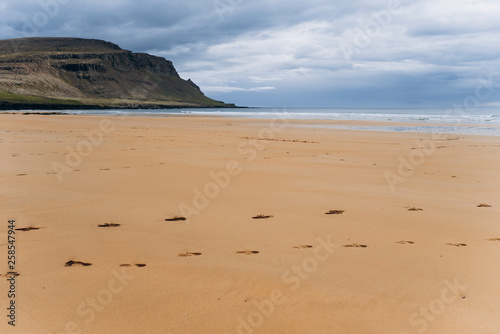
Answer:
[
  {"xmin": 165, "ymin": 216, "xmax": 187, "ymax": 222},
  {"xmin": 236, "ymin": 250, "xmax": 260, "ymax": 255},
  {"xmin": 446, "ymin": 243, "xmax": 467, "ymax": 247},
  {"xmin": 406, "ymin": 207, "xmax": 423, "ymax": 211},
  {"xmin": 325, "ymin": 210, "xmax": 345, "ymax": 215},
  {"xmin": 15, "ymin": 227, "xmax": 41, "ymax": 232},
  {"xmin": 293, "ymin": 245, "xmax": 313, "ymax": 249},
  {"xmin": 477, "ymin": 204, "xmax": 492, "ymax": 208},
  {"xmin": 65, "ymin": 260, "xmax": 92, "ymax": 267},
  {"xmin": 343, "ymin": 243, "xmax": 367, "ymax": 248},
  {"xmin": 98, "ymin": 223, "xmax": 121, "ymax": 228},
  {"xmin": 178, "ymin": 252, "xmax": 202, "ymax": 257},
  {"xmin": 16, "ymin": 173, "xmax": 27, "ymax": 176},
  {"xmin": 120, "ymin": 264, "xmax": 147, "ymax": 267},
  {"xmin": 0, "ymin": 272, "xmax": 20, "ymax": 277},
  {"xmin": 396, "ymin": 241, "xmax": 415, "ymax": 245},
  {"xmin": 252, "ymin": 215, "xmax": 273, "ymax": 219},
  {"xmin": 487, "ymin": 238, "xmax": 500, "ymax": 241}
]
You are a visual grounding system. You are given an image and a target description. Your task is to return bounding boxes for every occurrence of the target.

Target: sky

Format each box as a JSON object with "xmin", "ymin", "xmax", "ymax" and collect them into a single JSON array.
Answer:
[{"xmin": 1, "ymin": 0, "xmax": 500, "ymax": 108}]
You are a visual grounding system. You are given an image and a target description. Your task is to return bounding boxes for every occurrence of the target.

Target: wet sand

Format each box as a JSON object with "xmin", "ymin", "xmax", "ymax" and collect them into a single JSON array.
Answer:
[{"xmin": 0, "ymin": 113, "xmax": 499, "ymax": 333}]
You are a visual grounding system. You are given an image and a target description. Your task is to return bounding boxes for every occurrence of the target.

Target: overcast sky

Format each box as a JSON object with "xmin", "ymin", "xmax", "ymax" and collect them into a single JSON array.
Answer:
[{"xmin": 1, "ymin": 0, "xmax": 500, "ymax": 108}]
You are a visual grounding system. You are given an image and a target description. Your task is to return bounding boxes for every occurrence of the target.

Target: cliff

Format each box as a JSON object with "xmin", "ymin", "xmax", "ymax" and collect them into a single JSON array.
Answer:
[{"xmin": 0, "ymin": 37, "xmax": 235, "ymax": 109}]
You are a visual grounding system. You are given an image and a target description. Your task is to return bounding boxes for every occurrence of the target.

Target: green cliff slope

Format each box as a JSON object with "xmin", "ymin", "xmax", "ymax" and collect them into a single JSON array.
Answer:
[{"xmin": 0, "ymin": 37, "xmax": 234, "ymax": 109}]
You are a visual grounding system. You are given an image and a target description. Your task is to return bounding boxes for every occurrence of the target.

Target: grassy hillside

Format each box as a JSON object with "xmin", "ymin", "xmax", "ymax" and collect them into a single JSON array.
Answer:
[
  {"xmin": 0, "ymin": 91, "xmax": 84, "ymax": 105},
  {"xmin": 0, "ymin": 37, "xmax": 235, "ymax": 109}
]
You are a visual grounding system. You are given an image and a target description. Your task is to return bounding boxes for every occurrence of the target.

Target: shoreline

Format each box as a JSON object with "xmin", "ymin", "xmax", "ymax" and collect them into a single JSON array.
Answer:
[
  {"xmin": 0, "ymin": 103, "xmax": 242, "ymax": 111},
  {"xmin": 2, "ymin": 111, "xmax": 499, "ymax": 137}
]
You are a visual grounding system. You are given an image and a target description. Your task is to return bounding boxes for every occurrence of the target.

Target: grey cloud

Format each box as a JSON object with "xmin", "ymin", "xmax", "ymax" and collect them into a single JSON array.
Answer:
[{"xmin": 1, "ymin": 0, "xmax": 500, "ymax": 107}]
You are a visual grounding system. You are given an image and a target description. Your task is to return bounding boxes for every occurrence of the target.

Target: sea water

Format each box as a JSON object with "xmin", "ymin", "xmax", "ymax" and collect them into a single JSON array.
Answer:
[{"xmin": 65, "ymin": 107, "xmax": 500, "ymax": 136}]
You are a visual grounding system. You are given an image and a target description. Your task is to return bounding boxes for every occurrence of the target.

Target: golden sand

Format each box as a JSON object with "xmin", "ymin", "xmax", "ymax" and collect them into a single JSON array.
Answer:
[{"xmin": 1, "ymin": 114, "xmax": 499, "ymax": 333}]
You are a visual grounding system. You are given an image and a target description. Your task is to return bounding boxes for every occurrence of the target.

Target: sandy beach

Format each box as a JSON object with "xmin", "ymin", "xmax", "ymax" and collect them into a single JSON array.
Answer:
[{"xmin": 1, "ymin": 113, "xmax": 499, "ymax": 334}]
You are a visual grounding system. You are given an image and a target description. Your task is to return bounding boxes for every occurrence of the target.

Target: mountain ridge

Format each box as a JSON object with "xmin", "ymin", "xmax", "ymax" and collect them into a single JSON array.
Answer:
[{"xmin": 0, "ymin": 37, "xmax": 235, "ymax": 110}]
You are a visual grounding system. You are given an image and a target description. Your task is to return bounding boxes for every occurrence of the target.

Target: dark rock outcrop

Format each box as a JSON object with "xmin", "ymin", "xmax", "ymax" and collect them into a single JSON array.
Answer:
[{"xmin": 0, "ymin": 37, "xmax": 234, "ymax": 109}]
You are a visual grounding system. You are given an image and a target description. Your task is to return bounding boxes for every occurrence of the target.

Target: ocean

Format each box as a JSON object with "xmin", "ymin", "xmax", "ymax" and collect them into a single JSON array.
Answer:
[{"xmin": 66, "ymin": 107, "xmax": 500, "ymax": 136}]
